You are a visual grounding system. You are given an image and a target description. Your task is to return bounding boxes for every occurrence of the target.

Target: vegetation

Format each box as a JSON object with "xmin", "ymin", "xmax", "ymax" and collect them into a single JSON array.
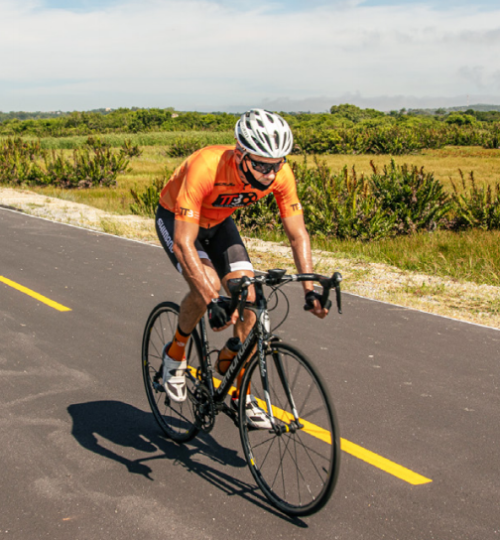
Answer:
[
  {"xmin": 1, "ymin": 104, "xmax": 499, "ymax": 287},
  {"xmin": 0, "ymin": 136, "xmax": 140, "ymax": 188},
  {"xmin": 1, "ymin": 104, "xmax": 499, "ymax": 156}
]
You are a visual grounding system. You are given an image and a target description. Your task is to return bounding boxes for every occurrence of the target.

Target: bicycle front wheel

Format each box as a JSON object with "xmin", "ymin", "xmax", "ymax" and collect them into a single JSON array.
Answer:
[
  {"xmin": 142, "ymin": 302, "xmax": 202, "ymax": 443},
  {"xmin": 239, "ymin": 342, "xmax": 340, "ymax": 516}
]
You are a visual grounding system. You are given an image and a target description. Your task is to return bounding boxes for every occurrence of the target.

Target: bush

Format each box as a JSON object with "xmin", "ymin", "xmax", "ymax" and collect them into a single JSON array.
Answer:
[
  {"xmin": 234, "ymin": 157, "xmax": 454, "ymax": 241},
  {"xmin": 166, "ymin": 133, "xmax": 234, "ymax": 157},
  {"xmin": 292, "ymin": 158, "xmax": 396, "ymax": 240},
  {"xmin": 129, "ymin": 173, "xmax": 170, "ymax": 218},
  {"xmin": 369, "ymin": 160, "xmax": 452, "ymax": 234},
  {"xmin": 451, "ymin": 170, "xmax": 500, "ymax": 230},
  {"xmin": 0, "ymin": 136, "xmax": 131, "ymax": 188},
  {"xmin": 43, "ymin": 146, "xmax": 130, "ymax": 188},
  {"xmin": 0, "ymin": 138, "xmax": 45, "ymax": 185}
]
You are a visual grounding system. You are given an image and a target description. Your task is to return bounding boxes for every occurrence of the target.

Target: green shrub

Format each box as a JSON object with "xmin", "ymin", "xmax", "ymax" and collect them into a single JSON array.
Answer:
[
  {"xmin": 234, "ymin": 157, "xmax": 453, "ymax": 240},
  {"xmin": 369, "ymin": 160, "xmax": 452, "ymax": 233},
  {"xmin": 0, "ymin": 137, "xmax": 45, "ymax": 185},
  {"xmin": 166, "ymin": 134, "xmax": 234, "ymax": 157},
  {"xmin": 129, "ymin": 170, "xmax": 172, "ymax": 217},
  {"xmin": 43, "ymin": 146, "xmax": 130, "ymax": 188},
  {"xmin": 292, "ymin": 158, "xmax": 396, "ymax": 240},
  {"xmin": 0, "ymin": 136, "xmax": 130, "ymax": 188},
  {"xmin": 167, "ymin": 136, "xmax": 206, "ymax": 157},
  {"xmin": 451, "ymin": 170, "xmax": 500, "ymax": 230}
]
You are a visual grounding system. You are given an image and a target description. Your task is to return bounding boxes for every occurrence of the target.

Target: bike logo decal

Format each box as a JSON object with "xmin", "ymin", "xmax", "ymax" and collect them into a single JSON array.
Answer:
[{"xmin": 213, "ymin": 192, "xmax": 258, "ymax": 208}]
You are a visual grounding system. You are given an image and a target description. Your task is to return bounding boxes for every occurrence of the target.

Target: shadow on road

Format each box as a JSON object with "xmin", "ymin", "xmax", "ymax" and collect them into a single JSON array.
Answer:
[{"xmin": 67, "ymin": 400, "xmax": 307, "ymax": 527}]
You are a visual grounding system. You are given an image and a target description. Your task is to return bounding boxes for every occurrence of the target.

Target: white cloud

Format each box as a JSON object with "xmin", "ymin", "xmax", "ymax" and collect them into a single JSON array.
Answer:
[{"xmin": 0, "ymin": 0, "xmax": 499, "ymax": 110}]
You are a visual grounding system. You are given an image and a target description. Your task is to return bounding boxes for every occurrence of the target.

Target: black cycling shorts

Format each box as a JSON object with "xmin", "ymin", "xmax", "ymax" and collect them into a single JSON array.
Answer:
[{"xmin": 155, "ymin": 205, "xmax": 253, "ymax": 280}]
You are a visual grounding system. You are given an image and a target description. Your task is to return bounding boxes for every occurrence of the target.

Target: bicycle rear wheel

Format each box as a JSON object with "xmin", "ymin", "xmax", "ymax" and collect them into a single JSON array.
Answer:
[
  {"xmin": 238, "ymin": 342, "xmax": 340, "ymax": 516},
  {"xmin": 142, "ymin": 302, "xmax": 202, "ymax": 443}
]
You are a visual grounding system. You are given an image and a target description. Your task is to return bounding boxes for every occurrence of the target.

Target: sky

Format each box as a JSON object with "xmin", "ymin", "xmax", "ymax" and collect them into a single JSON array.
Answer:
[{"xmin": 1, "ymin": 0, "xmax": 499, "ymax": 112}]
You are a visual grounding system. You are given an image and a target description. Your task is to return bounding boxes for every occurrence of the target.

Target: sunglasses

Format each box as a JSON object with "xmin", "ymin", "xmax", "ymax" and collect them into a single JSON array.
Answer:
[{"xmin": 246, "ymin": 156, "xmax": 286, "ymax": 175}]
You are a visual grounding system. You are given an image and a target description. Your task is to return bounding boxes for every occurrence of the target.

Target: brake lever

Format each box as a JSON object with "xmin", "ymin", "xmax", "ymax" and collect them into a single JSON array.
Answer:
[{"xmin": 238, "ymin": 287, "xmax": 248, "ymax": 322}]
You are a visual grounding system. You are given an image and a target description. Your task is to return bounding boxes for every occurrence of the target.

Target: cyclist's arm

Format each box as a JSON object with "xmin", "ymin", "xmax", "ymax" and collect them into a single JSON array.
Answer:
[
  {"xmin": 173, "ymin": 220, "xmax": 219, "ymax": 305},
  {"xmin": 282, "ymin": 214, "xmax": 328, "ymax": 319}
]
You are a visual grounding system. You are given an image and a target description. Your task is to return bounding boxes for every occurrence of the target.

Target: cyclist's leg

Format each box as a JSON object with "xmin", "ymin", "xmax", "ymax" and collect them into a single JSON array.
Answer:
[
  {"xmin": 202, "ymin": 216, "xmax": 256, "ymax": 332},
  {"xmin": 204, "ymin": 217, "xmax": 257, "ymax": 397},
  {"xmin": 155, "ymin": 205, "xmax": 221, "ymax": 400},
  {"xmin": 156, "ymin": 205, "xmax": 221, "ymax": 334}
]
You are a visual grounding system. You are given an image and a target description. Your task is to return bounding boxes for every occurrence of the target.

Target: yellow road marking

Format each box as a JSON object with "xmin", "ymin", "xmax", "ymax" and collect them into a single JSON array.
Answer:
[
  {"xmin": 188, "ymin": 365, "xmax": 432, "ymax": 485},
  {"xmin": 0, "ymin": 276, "xmax": 72, "ymax": 312},
  {"xmin": 340, "ymin": 439, "xmax": 432, "ymax": 485}
]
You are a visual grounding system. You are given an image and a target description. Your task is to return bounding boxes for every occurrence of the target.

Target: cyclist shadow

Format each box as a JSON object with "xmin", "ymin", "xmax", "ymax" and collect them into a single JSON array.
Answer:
[{"xmin": 67, "ymin": 400, "xmax": 307, "ymax": 526}]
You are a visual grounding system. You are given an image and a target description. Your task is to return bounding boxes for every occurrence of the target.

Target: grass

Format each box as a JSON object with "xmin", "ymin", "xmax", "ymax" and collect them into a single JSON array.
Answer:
[
  {"xmin": 2, "ymin": 131, "xmax": 235, "ymax": 149},
  {"xmin": 12, "ymin": 142, "xmax": 500, "ymax": 288}
]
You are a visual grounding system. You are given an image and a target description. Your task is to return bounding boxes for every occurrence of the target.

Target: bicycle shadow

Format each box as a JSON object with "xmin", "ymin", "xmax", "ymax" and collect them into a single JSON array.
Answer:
[{"xmin": 67, "ymin": 400, "xmax": 307, "ymax": 526}]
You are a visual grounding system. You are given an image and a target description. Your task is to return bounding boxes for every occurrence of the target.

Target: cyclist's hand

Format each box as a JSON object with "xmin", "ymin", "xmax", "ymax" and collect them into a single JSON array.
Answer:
[
  {"xmin": 304, "ymin": 290, "xmax": 329, "ymax": 319},
  {"xmin": 212, "ymin": 309, "xmax": 239, "ymax": 332},
  {"xmin": 207, "ymin": 298, "xmax": 237, "ymax": 331}
]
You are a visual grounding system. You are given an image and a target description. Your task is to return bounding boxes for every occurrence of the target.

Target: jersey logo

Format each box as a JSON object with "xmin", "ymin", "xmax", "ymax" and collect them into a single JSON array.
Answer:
[
  {"xmin": 213, "ymin": 193, "xmax": 258, "ymax": 208},
  {"xmin": 178, "ymin": 207, "xmax": 199, "ymax": 219},
  {"xmin": 291, "ymin": 202, "xmax": 302, "ymax": 212}
]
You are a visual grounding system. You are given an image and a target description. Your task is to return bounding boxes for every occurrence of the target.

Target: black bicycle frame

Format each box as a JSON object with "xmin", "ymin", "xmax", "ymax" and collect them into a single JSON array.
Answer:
[{"xmin": 192, "ymin": 280, "xmax": 270, "ymax": 406}]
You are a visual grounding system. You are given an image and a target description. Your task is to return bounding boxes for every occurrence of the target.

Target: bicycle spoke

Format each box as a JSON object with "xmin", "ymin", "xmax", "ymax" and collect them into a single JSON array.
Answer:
[
  {"xmin": 240, "ymin": 342, "xmax": 339, "ymax": 516},
  {"xmin": 285, "ymin": 432, "xmax": 328, "ymax": 484},
  {"xmin": 142, "ymin": 303, "xmax": 202, "ymax": 444}
]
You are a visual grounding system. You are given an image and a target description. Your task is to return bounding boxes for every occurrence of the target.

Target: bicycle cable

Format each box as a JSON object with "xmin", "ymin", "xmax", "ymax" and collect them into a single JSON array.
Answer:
[{"xmin": 266, "ymin": 284, "xmax": 290, "ymax": 333}]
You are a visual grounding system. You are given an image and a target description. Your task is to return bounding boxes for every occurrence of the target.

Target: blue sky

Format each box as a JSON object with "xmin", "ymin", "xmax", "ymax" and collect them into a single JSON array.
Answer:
[{"xmin": 1, "ymin": 0, "xmax": 499, "ymax": 112}]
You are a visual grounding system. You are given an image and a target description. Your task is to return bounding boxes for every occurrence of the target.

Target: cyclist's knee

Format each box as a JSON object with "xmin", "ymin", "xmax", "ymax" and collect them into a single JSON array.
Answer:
[{"xmin": 223, "ymin": 270, "xmax": 255, "ymax": 303}]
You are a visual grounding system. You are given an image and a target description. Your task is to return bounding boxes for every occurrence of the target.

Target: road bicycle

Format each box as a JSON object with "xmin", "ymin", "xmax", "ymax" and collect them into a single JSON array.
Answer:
[{"xmin": 142, "ymin": 268, "xmax": 343, "ymax": 516}]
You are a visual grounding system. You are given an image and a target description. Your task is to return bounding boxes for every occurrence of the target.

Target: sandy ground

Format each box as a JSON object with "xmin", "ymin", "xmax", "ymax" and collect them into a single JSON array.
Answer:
[{"xmin": 1, "ymin": 186, "xmax": 499, "ymax": 330}]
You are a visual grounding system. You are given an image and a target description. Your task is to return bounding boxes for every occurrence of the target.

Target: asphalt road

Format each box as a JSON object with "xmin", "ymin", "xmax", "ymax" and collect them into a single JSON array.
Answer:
[{"xmin": 1, "ymin": 207, "xmax": 499, "ymax": 540}]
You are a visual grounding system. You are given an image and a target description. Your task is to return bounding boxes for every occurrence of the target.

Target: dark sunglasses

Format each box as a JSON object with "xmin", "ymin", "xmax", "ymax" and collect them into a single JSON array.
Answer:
[{"xmin": 246, "ymin": 156, "xmax": 286, "ymax": 175}]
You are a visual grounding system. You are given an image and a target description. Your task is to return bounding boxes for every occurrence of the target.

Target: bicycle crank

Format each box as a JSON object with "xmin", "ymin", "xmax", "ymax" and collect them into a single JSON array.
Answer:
[{"xmin": 190, "ymin": 384, "xmax": 215, "ymax": 433}]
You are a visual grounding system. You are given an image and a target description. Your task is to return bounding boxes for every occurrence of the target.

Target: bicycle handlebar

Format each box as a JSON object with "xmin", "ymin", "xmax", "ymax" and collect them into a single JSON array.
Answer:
[{"xmin": 225, "ymin": 269, "xmax": 343, "ymax": 319}]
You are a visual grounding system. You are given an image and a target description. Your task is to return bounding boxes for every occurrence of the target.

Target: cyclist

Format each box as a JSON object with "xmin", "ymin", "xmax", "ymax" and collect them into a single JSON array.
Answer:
[{"xmin": 155, "ymin": 109, "xmax": 329, "ymax": 427}]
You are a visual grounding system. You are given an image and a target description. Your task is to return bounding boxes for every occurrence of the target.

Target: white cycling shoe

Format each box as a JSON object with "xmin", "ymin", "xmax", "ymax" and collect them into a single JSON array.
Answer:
[
  {"xmin": 233, "ymin": 394, "xmax": 272, "ymax": 430},
  {"xmin": 162, "ymin": 344, "xmax": 187, "ymax": 403}
]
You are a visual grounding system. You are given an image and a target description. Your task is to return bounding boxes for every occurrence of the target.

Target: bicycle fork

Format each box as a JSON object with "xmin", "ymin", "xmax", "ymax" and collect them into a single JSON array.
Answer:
[{"xmin": 257, "ymin": 317, "xmax": 304, "ymax": 435}]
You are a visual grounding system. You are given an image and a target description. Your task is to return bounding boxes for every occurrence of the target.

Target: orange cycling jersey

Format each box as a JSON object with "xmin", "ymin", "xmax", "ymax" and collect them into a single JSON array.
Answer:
[{"xmin": 159, "ymin": 145, "xmax": 303, "ymax": 229}]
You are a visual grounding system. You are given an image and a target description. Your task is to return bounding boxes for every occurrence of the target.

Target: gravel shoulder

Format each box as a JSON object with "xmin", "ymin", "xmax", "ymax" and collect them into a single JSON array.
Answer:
[{"xmin": 2, "ymin": 186, "xmax": 499, "ymax": 330}]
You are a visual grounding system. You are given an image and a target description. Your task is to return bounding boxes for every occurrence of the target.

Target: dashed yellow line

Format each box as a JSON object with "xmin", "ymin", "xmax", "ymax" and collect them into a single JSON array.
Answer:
[
  {"xmin": 190, "ymin": 366, "xmax": 432, "ymax": 486},
  {"xmin": 0, "ymin": 276, "xmax": 71, "ymax": 312}
]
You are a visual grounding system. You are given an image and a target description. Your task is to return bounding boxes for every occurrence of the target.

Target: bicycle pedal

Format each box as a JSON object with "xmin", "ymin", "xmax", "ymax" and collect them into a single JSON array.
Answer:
[{"xmin": 153, "ymin": 381, "xmax": 165, "ymax": 393}]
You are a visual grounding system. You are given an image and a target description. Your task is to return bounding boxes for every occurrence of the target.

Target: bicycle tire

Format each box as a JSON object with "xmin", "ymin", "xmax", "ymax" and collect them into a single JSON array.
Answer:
[
  {"xmin": 238, "ymin": 342, "xmax": 340, "ymax": 516},
  {"xmin": 142, "ymin": 302, "xmax": 202, "ymax": 443}
]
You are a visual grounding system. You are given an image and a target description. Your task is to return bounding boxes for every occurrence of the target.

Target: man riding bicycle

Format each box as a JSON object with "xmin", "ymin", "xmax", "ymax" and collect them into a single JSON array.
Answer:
[{"xmin": 155, "ymin": 108, "xmax": 329, "ymax": 428}]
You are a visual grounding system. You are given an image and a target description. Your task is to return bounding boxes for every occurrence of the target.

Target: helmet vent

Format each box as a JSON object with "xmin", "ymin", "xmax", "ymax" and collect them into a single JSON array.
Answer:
[
  {"xmin": 262, "ymin": 133, "xmax": 272, "ymax": 149},
  {"xmin": 251, "ymin": 136, "xmax": 268, "ymax": 154}
]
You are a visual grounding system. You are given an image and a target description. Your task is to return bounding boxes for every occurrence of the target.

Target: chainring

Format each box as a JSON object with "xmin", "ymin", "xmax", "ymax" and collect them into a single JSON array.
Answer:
[{"xmin": 192, "ymin": 383, "xmax": 215, "ymax": 433}]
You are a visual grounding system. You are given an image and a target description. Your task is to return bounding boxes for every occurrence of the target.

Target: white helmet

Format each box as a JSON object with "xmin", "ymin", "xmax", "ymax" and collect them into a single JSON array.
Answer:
[{"xmin": 235, "ymin": 109, "xmax": 293, "ymax": 158}]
